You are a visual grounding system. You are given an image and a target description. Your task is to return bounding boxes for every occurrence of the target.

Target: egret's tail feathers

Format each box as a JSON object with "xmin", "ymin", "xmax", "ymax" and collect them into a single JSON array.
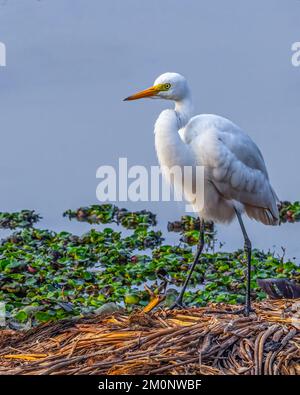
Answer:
[{"xmin": 245, "ymin": 205, "xmax": 279, "ymax": 226}]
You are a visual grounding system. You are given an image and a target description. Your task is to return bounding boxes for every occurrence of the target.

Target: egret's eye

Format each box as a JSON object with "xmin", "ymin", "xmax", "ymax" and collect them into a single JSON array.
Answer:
[{"xmin": 164, "ymin": 83, "xmax": 171, "ymax": 90}]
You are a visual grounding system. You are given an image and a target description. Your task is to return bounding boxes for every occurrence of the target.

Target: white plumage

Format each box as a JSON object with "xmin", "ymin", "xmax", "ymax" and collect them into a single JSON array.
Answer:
[
  {"xmin": 124, "ymin": 71, "xmax": 279, "ymax": 313},
  {"xmin": 151, "ymin": 73, "xmax": 279, "ymax": 226}
]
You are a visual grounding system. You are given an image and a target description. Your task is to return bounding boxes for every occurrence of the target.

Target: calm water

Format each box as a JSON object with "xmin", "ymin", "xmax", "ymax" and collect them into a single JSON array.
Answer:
[{"xmin": 0, "ymin": 0, "xmax": 299, "ymax": 260}]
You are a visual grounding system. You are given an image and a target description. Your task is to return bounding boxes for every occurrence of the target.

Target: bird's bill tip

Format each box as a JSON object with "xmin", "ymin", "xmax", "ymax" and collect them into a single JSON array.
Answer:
[{"xmin": 123, "ymin": 85, "xmax": 160, "ymax": 101}]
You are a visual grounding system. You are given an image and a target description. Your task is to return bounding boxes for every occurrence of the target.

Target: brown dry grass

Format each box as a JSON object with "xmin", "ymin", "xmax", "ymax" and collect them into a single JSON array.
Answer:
[{"xmin": 0, "ymin": 300, "xmax": 299, "ymax": 375}]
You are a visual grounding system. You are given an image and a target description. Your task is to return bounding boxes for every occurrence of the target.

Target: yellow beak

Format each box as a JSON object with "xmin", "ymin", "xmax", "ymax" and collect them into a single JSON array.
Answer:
[{"xmin": 123, "ymin": 85, "xmax": 161, "ymax": 101}]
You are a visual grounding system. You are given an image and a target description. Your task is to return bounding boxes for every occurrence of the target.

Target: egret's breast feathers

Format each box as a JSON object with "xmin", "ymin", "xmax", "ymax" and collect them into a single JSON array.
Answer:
[{"xmin": 154, "ymin": 109, "xmax": 193, "ymax": 169}]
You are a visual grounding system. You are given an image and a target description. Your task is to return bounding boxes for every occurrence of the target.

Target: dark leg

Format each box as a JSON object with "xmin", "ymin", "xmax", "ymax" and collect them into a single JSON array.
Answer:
[
  {"xmin": 170, "ymin": 218, "xmax": 205, "ymax": 309},
  {"xmin": 204, "ymin": 209, "xmax": 254, "ymax": 316},
  {"xmin": 234, "ymin": 208, "xmax": 253, "ymax": 316}
]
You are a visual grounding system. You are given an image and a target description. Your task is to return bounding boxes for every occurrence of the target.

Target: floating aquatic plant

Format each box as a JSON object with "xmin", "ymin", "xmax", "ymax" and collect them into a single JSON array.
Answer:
[
  {"xmin": 278, "ymin": 201, "xmax": 300, "ymax": 223},
  {"xmin": 63, "ymin": 205, "xmax": 156, "ymax": 228},
  {"xmin": 0, "ymin": 210, "xmax": 41, "ymax": 230},
  {"xmin": 0, "ymin": 205, "xmax": 299, "ymax": 329}
]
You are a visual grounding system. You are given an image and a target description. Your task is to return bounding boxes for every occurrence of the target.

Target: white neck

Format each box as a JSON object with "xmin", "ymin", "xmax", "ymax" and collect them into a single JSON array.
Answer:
[
  {"xmin": 174, "ymin": 94, "xmax": 194, "ymax": 129},
  {"xmin": 154, "ymin": 94, "xmax": 194, "ymax": 170}
]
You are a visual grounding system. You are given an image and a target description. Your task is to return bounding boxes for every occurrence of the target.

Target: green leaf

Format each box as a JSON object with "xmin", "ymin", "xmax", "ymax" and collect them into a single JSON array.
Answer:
[{"xmin": 15, "ymin": 310, "xmax": 28, "ymax": 322}]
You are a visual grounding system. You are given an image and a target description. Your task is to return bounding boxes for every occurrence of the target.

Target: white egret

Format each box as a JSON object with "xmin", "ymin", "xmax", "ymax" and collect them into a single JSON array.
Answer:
[{"xmin": 124, "ymin": 72, "xmax": 279, "ymax": 315}]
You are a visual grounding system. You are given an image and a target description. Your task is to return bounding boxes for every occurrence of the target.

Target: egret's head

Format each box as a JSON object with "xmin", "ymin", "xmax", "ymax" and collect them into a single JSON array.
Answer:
[{"xmin": 124, "ymin": 72, "xmax": 189, "ymax": 102}]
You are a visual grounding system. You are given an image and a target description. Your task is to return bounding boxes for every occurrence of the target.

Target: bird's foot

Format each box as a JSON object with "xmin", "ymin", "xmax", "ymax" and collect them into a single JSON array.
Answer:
[
  {"xmin": 204, "ymin": 306, "xmax": 255, "ymax": 317},
  {"xmin": 169, "ymin": 298, "xmax": 186, "ymax": 310}
]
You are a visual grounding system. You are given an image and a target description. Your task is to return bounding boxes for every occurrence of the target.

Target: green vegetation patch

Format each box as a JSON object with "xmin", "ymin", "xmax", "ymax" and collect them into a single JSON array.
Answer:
[{"xmin": 0, "ymin": 204, "xmax": 299, "ymax": 329}]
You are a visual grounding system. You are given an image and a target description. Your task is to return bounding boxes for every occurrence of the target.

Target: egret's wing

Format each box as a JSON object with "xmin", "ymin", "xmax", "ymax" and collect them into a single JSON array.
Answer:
[{"xmin": 184, "ymin": 114, "xmax": 279, "ymax": 224}]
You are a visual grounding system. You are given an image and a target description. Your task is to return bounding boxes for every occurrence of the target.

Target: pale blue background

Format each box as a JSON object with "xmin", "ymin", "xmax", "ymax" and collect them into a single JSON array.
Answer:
[{"xmin": 0, "ymin": 0, "xmax": 299, "ymax": 258}]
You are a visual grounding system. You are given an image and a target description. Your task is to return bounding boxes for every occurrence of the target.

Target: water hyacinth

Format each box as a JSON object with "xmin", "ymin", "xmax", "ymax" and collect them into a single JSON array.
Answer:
[
  {"xmin": 0, "ymin": 204, "xmax": 299, "ymax": 329},
  {"xmin": 278, "ymin": 201, "xmax": 300, "ymax": 223},
  {"xmin": 63, "ymin": 205, "xmax": 157, "ymax": 228},
  {"xmin": 0, "ymin": 210, "xmax": 41, "ymax": 230}
]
